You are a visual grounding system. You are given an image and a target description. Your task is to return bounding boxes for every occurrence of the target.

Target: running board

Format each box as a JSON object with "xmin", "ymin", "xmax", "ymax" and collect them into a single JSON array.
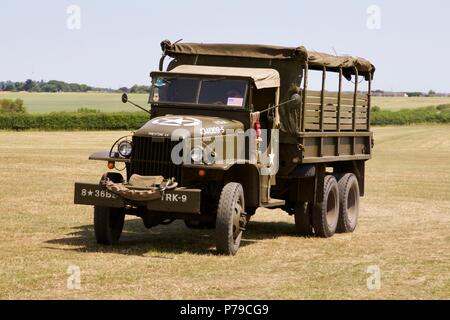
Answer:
[{"xmin": 260, "ymin": 198, "xmax": 285, "ymax": 208}]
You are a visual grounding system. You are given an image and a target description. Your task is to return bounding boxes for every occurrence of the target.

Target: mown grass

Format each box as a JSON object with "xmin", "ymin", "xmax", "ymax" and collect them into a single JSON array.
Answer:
[
  {"xmin": 1, "ymin": 91, "xmax": 450, "ymax": 113},
  {"xmin": 0, "ymin": 92, "xmax": 149, "ymax": 113},
  {"xmin": 0, "ymin": 126, "xmax": 449, "ymax": 299},
  {"xmin": 372, "ymin": 96, "xmax": 450, "ymax": 111}
]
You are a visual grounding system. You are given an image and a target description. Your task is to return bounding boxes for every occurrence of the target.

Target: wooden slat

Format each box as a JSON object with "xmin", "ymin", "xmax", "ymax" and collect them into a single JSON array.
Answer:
[
  {"xmin": 305, "ymin": 96, "xmax": 338, "ymax": 105},
  {"xmin": 307, "ymin": 101, "xmax": 368, "ymax": 109},
  {"xmin": 304, "ymin": 124, "xmax": 367, "ymax": 131},
  {"xmin": 305, "ymin": 119, "xmax": 366, "ymax": 126},
  {"xmin": 305, "ymin": 104, "xmax": 337, "ymax": 111},
  {"xmin": 302, "ymin": 89, "xmax": 369, "ymax": 132},
  {"xmin": 307, "ymin": 90, "xmax": 368, "ymax": 103},
  {"xmin": 305, "ymin": 123, "xmax": 338, "ymax": 130},
  {"xmin": 338, "ymin": 118, "xmax": 354, "ymax": 124},
  {"xmin": 306, "ymin": 95, "xmax": 363, "ymax": 105},
  {"xmin": 340, "ymin": 105, "xmax": 368, "ymax": 112},
  {"xmin": 304, "ymin": 117, "xmax": 320, "ymax": 123},
  {"xmin": 305, "ymin": 110, "xmax": 320, "ymax": 117}
]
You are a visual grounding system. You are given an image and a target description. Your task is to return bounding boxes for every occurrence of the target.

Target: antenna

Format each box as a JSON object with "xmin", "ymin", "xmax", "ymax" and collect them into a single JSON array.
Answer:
[{"xmin": 332, "ymin": 47, "xmax": 338, "ymax": 56}]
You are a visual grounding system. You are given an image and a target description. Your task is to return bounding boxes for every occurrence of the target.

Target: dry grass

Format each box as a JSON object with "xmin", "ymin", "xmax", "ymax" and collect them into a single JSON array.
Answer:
[{"xmin": 0, "ymin": 126, "xmax": 449, "ymax": 299}]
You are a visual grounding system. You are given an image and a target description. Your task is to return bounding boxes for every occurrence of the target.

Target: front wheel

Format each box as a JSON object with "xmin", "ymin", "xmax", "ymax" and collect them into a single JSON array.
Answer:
[
  {"xmin": 94, "ymin": 206, "xmax": 125, "ymax": 245},
  {"xmin": 215, "ymin": 183, "xmax": 245, "ymax": 255}
]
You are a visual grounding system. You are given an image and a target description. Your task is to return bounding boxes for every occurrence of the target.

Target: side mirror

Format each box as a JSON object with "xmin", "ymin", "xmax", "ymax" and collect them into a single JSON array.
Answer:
[
  {"xmin": 121, "ymin": 93, "xmax": 128, "ymax": 104},
  {"xmin": 290, "ymin": 93, "xmax": 302, "ymax": 104}
]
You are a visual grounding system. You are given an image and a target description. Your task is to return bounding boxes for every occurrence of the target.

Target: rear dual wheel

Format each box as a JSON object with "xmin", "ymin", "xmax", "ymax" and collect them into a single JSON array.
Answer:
[
  {"xmin": 312, "ymin": 175, "xmax": 340, "ymax": 238},
  {"xmin": 312, "ymin": 174, "xmax": 360, "ymax": 238},
  {"xmin": 336, "ymin": 173, "xmax": 360, "ymax": 233}
]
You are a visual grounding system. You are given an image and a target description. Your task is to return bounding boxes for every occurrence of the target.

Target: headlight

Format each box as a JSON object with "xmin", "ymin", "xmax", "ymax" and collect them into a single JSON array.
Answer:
[
  {"xmin": 118, "ymin": 141, "xmax": 132, "ymax": 157},
  {"xmin": 190, "ymin": 147, "xmax": 203, "ymax": 163}
]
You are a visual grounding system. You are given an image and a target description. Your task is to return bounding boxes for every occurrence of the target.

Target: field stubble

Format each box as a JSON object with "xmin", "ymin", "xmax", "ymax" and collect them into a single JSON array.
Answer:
[{"xmin": 0, "ymin": 126, "xmax": 449, "ymax": 299}]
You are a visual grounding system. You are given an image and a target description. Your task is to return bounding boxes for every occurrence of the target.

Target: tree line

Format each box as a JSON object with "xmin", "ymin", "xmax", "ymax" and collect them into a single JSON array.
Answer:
[{"xmin": 0, "ymin": 80, "xmax": 150, "ymax": 94}]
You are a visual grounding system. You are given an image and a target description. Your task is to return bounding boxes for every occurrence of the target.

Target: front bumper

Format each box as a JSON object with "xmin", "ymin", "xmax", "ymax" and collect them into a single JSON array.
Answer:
[{"xmin": 74, "ymin": 182, "xmax": 201, "ymax": 214}]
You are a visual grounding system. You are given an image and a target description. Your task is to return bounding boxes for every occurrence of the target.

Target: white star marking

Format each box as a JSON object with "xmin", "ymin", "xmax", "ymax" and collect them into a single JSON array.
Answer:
[{"xmin": 151, "ymin": 116, "xmax": 201, "ymax": 127}]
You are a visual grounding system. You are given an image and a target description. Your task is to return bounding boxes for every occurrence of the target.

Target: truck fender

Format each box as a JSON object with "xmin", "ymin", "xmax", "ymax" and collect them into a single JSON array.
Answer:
[{"xmin": 224, "ymin": 163, "xmax": 260, "ymax": 208}]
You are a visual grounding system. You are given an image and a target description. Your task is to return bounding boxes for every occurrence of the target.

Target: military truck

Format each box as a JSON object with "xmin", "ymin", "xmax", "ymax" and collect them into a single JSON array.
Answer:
[{"xmin": 74, "ymin": 40, "xmax": 375, "ymax": 255}]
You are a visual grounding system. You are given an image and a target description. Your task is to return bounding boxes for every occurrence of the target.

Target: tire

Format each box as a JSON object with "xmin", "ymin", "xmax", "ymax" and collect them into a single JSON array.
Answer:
[
  {"xmin": 94, "ymin": 206, "xmax": 125, "ymax": 245},
  {"xmin": 94, "ymin": 172, "xmax": 125, "ymax": 245},
  {"xmin": 215, "ymin": 183, "xmax": 245, "ymax": 255},
  {"xmin": 294, "ymin": 202, "xmax": 314, "ymax": 236},
  {"xmin": 312, "ymin": 175, "xmax": 339, "ymax": 238},
  {"xmin": 336, "ymin": 173, "xmax": 360, "ymax": 233}
]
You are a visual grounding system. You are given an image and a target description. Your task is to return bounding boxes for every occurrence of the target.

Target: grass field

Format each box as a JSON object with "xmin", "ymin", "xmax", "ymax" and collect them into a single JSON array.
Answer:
[
  {"xmin": 2, "ymin": 91, "xmax": 450, "ymax": 113},
  {"xmin": 0, "ymin": 126, "xmax": 449, "ymax": 299},
  {"xmin": 372, "ymin": 96, "xmax": 450, "ymax": 110},
  {"xmin": 0, "ymin": 92, "xmax": 149, "ymax": 113}
]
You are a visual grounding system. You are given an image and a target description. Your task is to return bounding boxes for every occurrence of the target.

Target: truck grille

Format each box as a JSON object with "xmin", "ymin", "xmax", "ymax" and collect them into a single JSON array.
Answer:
[{"xmin": 130, "ymin": 136, "xmax": 182, "ymax": 182}]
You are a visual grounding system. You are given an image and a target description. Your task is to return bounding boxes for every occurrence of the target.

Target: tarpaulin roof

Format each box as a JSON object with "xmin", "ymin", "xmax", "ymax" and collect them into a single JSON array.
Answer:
[
  {"xmin": 168, "ymin": 65, "xmax": 280, "ymax": 89},
  {"xmin": 161, "ymin": 40, "xmax": 375, "ymax": 79}
]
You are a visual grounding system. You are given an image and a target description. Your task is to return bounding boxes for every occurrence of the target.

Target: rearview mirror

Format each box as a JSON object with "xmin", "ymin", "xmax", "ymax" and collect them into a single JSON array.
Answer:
[{"xmin": 121, "ymin": 93, "xmax": 128, "ymax": 104}]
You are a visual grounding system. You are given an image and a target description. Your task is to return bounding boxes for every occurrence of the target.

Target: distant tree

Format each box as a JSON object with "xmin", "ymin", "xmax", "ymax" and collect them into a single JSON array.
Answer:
[
  {"xmin": 14, "ymin": 82, "xmax": 24, "ymax": 91},
  {"xmin": 3, "ymin": 81, "xmax": 16, "ymax": 91},
  {"xmin": 79, "ymin": 84, "xmax": 91, "ymax": 92},
  {"xmin": 428, "ymin": 90, "xmax": 436, "ymax": 96},
  {"xmin": 23, "ymin": 79, "xmax": 34, "ymax": 92},
  {"xmin": 130, "ymin": 85, "xmax": 150, "ymax": 94},
  {"xmin": 40, "ymin": 83, "xmax": 58, "ymax": 92},
  {"xmin": 0, "ymin": 79, "xmax": 124, "ymax": 93},
  {"xmin": 119, "ymin": 87, "xmax": 129, "ymax": 93}
]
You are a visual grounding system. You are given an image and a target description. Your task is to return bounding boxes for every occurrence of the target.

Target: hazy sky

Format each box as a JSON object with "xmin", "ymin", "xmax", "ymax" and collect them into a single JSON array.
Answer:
[{"xmin": 1, "ymin": 0, "xmax": 449, "ymax": 92}]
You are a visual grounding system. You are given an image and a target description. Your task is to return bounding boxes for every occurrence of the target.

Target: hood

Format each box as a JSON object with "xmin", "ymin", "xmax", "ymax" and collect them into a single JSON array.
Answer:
[{"xmin": 134, "ymin": 115, "xmax": 244, "ymax": 139}]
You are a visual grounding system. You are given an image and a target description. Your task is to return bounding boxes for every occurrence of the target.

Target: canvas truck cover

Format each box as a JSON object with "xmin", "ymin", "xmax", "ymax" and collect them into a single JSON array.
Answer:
[
  {"xmin": 161, "ymin": 40, "xmax": 375, "ymax": 80},
  {"xmin": 159, "ymin": 40, "xmax": 375, "ymax": 135},
  {"xmin": 167, "ymin": 65, "xmax": 280, "ymax": 89}
]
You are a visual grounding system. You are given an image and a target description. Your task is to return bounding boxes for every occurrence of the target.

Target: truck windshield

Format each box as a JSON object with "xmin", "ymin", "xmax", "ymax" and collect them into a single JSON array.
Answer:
[{"xmin": 151, "ymin": 76, "xmax": 247, "ymax": 107}]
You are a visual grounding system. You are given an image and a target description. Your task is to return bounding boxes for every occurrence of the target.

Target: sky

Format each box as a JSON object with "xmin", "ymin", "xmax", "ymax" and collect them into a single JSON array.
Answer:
[{"xmin": 1, "ymin": 0, "xmax": 449, "ymax": 92}]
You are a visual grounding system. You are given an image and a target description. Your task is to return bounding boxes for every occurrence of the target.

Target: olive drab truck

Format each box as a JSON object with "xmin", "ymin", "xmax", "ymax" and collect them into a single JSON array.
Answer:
[{"xmin": 74, "ymin": 40, "xmax": 375, "ymax": 255}]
